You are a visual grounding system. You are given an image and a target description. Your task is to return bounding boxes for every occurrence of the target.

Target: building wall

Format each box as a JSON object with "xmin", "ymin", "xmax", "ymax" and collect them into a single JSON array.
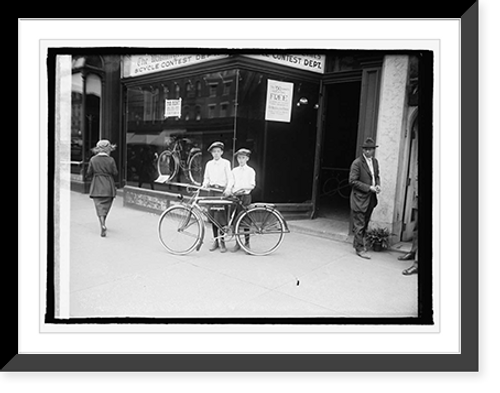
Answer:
[{"xmin": 371, "ymin": 55, "xmax": 410, "ymax": 236}]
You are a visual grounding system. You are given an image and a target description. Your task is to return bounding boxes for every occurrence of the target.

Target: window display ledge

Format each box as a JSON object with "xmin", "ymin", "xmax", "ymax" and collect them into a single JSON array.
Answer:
[{"xmin": 122, "ymin": 185, "xmax": 313, "ymax": 220}]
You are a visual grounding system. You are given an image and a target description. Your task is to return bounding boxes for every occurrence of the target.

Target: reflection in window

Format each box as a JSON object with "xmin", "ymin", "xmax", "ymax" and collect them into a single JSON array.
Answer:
[
  {"xmin": 85, "ymin": 73, "xmax": 102, "ymax": 156},
  {"xmin": 223, "ymin": 81, "xmax": 232, "ymax": 95},
  {"xmin": 71, "ymin": 73, "xmax": 84, "ymax": 165},
  {"xmin": 220, "ymin": 102, "xmax": 229, "ymax": 117},
  {"xmin": 125, "ymin": 71, "xmax": 238, "ymax": 189},
  {"xmin": 209, "ymin": 83, "xmax": 218, "ymax": 97},
  {"xmin": 183, "ymin": 105, "xmax": 191, "ymax": 121},
  {"xmin": 208, "ymin": 104, "xmax": 216, "ymax": 118},
  {"xmin": 196, "ymin": 81, "xmax": 202, "ymax": 97}
]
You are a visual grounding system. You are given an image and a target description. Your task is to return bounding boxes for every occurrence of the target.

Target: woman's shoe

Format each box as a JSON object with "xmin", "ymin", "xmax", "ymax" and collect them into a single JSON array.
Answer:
[{"xmin": 101, "ymin": 225, "xmax": 107, "ymax": 237}]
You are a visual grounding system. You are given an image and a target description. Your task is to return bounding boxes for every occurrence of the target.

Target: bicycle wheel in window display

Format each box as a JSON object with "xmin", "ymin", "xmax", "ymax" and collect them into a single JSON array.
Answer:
[
  {"xmin": 157, "ymin": 150, "xmax": 179, "ymax": 182},
  {"xmin": 188, "ymin": 151, "xmax": 203, "ymax": 186}
]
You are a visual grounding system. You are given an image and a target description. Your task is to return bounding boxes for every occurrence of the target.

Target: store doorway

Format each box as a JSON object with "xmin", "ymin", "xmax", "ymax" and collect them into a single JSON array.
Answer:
[{"xmin": 317, "ymin": 81, "xmax": 362, "ymax": 222}]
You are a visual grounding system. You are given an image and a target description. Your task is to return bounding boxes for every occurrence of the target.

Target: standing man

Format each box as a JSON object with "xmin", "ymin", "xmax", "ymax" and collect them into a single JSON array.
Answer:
[{"xmin": 349, "ymin": 137, "xmax": 381, "ymax": 259}]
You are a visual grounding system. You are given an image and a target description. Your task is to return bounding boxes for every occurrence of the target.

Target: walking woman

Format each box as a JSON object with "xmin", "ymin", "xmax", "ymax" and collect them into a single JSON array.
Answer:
[{"xmin": 86, "ymin": 139, "xmax": 118, "ymax": 237}]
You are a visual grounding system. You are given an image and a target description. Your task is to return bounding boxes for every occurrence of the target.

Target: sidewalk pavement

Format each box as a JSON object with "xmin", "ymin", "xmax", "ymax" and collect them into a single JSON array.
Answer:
[{"xmin": 69, "ymin": 191, "xmax": 418, "ymax": 318}]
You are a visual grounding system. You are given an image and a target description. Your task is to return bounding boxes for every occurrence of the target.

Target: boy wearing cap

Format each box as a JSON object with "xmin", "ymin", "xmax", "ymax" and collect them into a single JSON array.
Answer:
[
  {"xmin": 231, "ymin": 148, "xmax": 256, "ymax": 252},
  {"xmin": 202, "ymin": 141, "xmax": 233, "ymax": 252}
]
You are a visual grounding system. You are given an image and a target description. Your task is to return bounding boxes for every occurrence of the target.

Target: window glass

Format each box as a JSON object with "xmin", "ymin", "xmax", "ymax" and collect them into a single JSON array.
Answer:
[
  {"xmin": 71, "ymin": 73, "xmax": 84, "ymax": 172},
  {"xmin": 125, "ymin": 67, "xmax": 319, "ymax": 204},
  {"xmin": 125, "ymin": 70, "xmax": 238, "ymax": 190},
  {"xmin": 85, "ymin": 73, "xmax": 102, "ymax": 157},
  {"xmin": 236, "ymin": 69, "xmax": 319, "ymax": 203}
]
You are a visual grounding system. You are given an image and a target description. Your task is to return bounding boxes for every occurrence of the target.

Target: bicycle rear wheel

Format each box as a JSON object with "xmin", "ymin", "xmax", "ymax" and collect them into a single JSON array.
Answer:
[
  {"xmin": 187, "ymin": 151, "xmax": 203, "ymax": 186},
  {"xmin": 235, "ymin": 207, "xmax": 286, "ymax": 256},
  {"xmin": 158, "ymin": 205, "xmax": 203, "ymax": 255},
  {"xmin": 337, "ymin": 178, "xmax": 351, "ymax": 199}
]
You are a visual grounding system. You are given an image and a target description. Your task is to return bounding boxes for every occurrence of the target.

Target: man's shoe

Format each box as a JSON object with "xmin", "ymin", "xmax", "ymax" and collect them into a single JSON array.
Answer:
[
  {"xmin": 231, "ymin": 243, "xmax": 241, "ymax": 253},
  {"xmin": 398, "ymin": 252, "xmax": 415, "ymax": 261},
  {"xmin": 356, "ymin": 250, "xmax": 371, "ymax": 259},
  {"xmin": 209, "ymin": 241, "xmax": 219, "ymax": 252},
  {"xmin": 402, "ymin": 264, "xmax": 418, "ymax": 275}
]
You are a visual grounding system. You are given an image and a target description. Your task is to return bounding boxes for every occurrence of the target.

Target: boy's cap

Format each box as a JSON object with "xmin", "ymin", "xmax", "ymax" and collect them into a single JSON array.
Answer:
[
  {"xmin": 234, "ymin": 148, "xmax": 251, "ymax": 157},
  {"xmin": 207, "ymin": 141, "xmax": 224, "ymax": 151}
]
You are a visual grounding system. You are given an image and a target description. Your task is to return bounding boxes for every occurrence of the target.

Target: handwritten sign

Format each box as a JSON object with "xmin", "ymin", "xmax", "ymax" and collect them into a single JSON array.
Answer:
[
  {"xmin": 165, "ymin": 98, "xmax": 182, "ymax": 118},
  {"xmin": 265, "ymin": 80, "xmax": 294, "ymax": 123}
]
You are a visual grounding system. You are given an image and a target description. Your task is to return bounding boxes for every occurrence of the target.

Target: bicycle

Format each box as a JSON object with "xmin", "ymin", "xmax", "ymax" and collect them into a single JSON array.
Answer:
[
  {"xmin": 156, "ymin": 137, "xmax": 203, "ymax": 185},
  {"xmin": 321, "ymin": 167, "xmax": 351, "ymax": 199},
  {"xmin": 157, "ymin": 187, "xmax": 289, "ymax": 256}
]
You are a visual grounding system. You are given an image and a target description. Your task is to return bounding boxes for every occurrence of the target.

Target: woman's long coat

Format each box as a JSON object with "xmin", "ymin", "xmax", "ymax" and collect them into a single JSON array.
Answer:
[{"xmin": 86, "ymin": 154, "xmax": 118, "ymax": 198}]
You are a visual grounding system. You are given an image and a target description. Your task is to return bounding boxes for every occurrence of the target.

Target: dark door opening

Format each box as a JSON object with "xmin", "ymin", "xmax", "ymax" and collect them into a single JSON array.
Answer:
[{"xmin": 317, "ymin": 81, "xmax": 362, "ymax": 223}]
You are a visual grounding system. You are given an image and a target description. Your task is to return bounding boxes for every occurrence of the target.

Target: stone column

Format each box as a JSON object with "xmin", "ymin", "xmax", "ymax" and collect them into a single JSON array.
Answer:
[{"xmin": 371, "ymin": 55, "xmax": 410, "ymax": 234}]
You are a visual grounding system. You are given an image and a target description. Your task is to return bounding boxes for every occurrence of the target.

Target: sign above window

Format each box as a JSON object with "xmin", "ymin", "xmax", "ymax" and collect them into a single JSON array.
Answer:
[
  {"xmin": 122, "ymin": 54, "xmax": 229, "ymax": 78},
  {"xmin": 244, "ymin": 54, "xmax": 326, "ymax": 74}
]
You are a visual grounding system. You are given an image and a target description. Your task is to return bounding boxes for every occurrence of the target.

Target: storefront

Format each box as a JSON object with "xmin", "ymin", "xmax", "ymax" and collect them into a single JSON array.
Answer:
[
  {"xmin": 121, "ymin": 53, "xmax": 324, "ymax": 217},
  {"xmin": 69, "ymin": 51, "xmax": 426, "ymax": 244},
  {"xmin": 70, "ymin": 55, "xmax": 122, "ymax": 193}
]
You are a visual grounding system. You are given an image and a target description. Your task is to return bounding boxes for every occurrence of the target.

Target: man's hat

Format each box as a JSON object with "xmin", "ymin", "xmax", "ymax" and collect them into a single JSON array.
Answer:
[
  {"xmin": 361, "ymin": 137, "xmax": 379, "ymax": 149},
  {"xmin": 234, "ymin": 148, "xmax": 251, "ymax": 157},
  {"xmin": 207, "ymin": 141, "xmax": 224, "ymax": 151}
]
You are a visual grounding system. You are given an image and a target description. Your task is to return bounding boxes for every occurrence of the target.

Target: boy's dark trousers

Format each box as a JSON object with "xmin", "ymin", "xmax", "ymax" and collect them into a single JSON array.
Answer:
[
  {"xmin": 208, "ymin": 186, "xmax": 227, "ymax": 243},
  {"xmin": 235, "ymin": 194, "xmax": 252, "ymax": 245}
]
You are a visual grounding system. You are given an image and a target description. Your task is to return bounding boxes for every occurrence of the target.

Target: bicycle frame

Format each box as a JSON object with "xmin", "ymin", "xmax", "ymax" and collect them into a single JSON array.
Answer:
[{"xmin": 177, "ymin": 188, "xmax": 288, "ymax": 243}]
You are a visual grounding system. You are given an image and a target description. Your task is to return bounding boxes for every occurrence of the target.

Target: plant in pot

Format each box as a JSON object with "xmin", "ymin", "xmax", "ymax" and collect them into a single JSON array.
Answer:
[{"xmin": 365, "ymin": 226, "xmax": 394, "ymax": 252}]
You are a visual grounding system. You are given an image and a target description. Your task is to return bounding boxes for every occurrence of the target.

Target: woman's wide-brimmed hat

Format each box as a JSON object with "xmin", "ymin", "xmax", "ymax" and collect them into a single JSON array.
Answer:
[
  {"xmin": 361, "ymin": 137, "xmax": 379, "ymax": 149},
  {"xmin": 207, "ymin": 141, "xmax": 224, "ymax": 151},
  {"xmin": 93, "ymin": 139, "xmax": 116, "ymax": 153},
  {"xmin": 234, "ymin": 148, "xmax": 251, "ymax": 157}
]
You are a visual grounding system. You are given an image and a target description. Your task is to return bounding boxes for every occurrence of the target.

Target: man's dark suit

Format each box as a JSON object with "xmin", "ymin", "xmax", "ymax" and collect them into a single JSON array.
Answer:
[{"xmin": 349, "ymin": 155, "xmax": 380, "ymax": 253}]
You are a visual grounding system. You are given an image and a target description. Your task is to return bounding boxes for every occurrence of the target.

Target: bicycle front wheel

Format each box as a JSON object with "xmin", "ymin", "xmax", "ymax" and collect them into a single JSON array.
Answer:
[
  {"xmin": 158, "ymin": 205, "xmax": 203, "ymax": 255},
  {"xmin": 235, "ymin": 207, "xmax": 286, "ymax": 256},
  {"xmin": 157, "ymin": 150, "xmax": 178, "ymax": 182}
]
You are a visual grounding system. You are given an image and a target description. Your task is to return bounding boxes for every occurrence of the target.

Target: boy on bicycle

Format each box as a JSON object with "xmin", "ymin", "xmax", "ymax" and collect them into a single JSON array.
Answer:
[
  {"xmin": 231, "ymin": 148, "xmax": 256, "ymax": 252},
  {"xmin": 202, "ymin": 141, "xmax": 233, "ymax": 253}
]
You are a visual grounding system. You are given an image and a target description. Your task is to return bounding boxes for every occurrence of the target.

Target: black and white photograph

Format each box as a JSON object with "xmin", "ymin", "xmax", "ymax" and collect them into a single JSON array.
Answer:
[
  {"xmin": 11, "ymin": 12, "xmax": 488, "ymax": 379},
  {"xmin": 47, "ymin": 48, "xmax": 433, "ymax": 324}
]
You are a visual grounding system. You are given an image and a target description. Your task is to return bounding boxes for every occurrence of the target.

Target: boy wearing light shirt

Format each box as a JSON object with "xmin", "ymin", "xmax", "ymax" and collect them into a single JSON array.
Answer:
[
  {"xmin": 202, "ymin": 141, "xmax": 233, "ymax": 253},
  {"xmin": 231, "ymin": 148, "xmax": 256, "ymax": 252}
]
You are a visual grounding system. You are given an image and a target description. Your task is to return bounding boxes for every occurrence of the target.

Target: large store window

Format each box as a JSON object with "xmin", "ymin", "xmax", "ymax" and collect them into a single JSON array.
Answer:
[
  {"xmin": 125, "ymin": 70, "xmax": 238, "ymax": 189},
  {"xmin": 236, "ymin": 69, "xmax": 319, "ymax": 203},
  {"xmin": 124, "ymin": 67, "xmax": 319, "ymax": 204}
]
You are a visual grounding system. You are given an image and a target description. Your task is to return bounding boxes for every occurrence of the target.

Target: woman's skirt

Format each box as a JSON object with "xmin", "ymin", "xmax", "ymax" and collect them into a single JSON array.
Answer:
[{"xmin": 92, "ymin": 197, "xmax": 114, "ymax": 217}]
